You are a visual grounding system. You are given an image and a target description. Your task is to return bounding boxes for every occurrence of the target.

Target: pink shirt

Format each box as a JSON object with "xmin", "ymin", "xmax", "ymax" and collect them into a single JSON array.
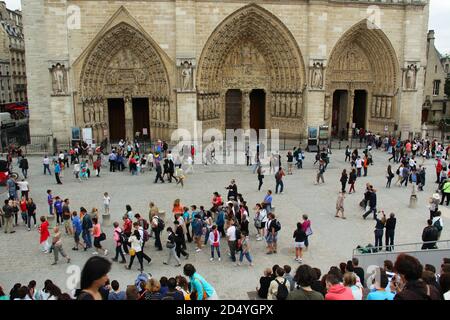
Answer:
[
  {"xmin": 93, "ymin": 224, "xmax": 101, "ymax": 238},
  {"xmin": 301, "ymin": 220, "xmax": 311, "ymax": 232}
]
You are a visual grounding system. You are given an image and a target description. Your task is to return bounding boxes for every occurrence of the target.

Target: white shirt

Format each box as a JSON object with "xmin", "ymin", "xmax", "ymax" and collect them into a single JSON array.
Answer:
[
  {"xmin": 187, "ymin": 156, "xmax": 193, "ymax": 165},
  {"xmin": 103, "ymin": 196, "xmax": 111, "ymax": 205},
  {"xmin": 148, "ymin": 154, "xmax": 154, "ymax": 162},
  {"xmin": 356, "ymin": 159, "xmax": 362, "ymax": 168},
  {"xmin": 74, "ymin": 163, "xmax": 80, "ymax": 172},
  {"xmin": 59, "ymin": 153, "xmax": 64, "ymax": 160},
  {"xmin": 43, "ymin": 158, "xmax": 50, "ymax": 165},
  {"xmin": 208, "ymin": 229, "xmax": 221, "ymax": 246},
  {"xmin": 17, "ymin": 181, "xmax": 29, "ymax": 191},
  {"xmin": 167, "ymin": 154, "xmax": 174, "ymax": 161},
  {"xmin": 226, "ymin": 225, "xmax": 236, "ymax": 241}
]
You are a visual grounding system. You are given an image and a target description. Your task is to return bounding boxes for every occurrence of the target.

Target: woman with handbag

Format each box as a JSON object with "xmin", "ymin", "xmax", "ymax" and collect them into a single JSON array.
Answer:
[
  {"xmin": 163, "ymin": 227, "xmax": 181, "ymax": 267},
  {"xmin": 183, "ymin": 264, "xmax": 218, "ymax": 300},
  {"xmin": 301, "ymin": 214, "xmax": 312, "ymax": 248},
  {"xmin": 126, "ymin": 229, "xmax": 151, "ymax": 271},
  {"xmin": 92, "ymin": 217, "xmax": 108, "ymax": 256},
  {"xmin": 254, "ymin": 203, "xmax": 267, "ymax": 241}
]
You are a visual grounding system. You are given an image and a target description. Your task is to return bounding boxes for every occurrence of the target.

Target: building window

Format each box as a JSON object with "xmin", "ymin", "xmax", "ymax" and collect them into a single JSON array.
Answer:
[
  {"xmin": 446, "ymin": 64, "xmax": 449, "ymax": 73},
  {"xmin": 435, "ymin": 65, "xmax": 438, "ymax": 73},
  {"xmin": 433, "ymin": 80, "xmax": 441, "ymax": 96}
]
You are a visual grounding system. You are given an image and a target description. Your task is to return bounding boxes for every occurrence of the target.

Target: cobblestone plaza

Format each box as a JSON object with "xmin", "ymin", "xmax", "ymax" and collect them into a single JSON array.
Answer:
[{"xmin": 1, "ymin": 149, "xmax": 449, "ymax": 299}]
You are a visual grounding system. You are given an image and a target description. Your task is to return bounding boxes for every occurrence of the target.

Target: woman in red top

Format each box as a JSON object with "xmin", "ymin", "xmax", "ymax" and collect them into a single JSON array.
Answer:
[
  {"xmin": 211, "ymin": 192, "xmax": 223, "ymax": 211},
  {"xmin": 93, "ymin": 156, "xmax": 102, "ymax": 177},
  {"xmin": 92, "ymin": 217, "xmax": 108, "ymax": 256},
  {"xmin": 301, "ymin": 214, "xmax": 312, "ymax": 249},
  {"xmin": 20, "ymin": 196, "xmax": 28, "ymax": 225},
  {"xmin": 172, "ymin": 199, "xmax": 184, "ymax": 217},
  {"xmin": 38, "ymin": 216, "xmax": 50, "ymax": 253}
]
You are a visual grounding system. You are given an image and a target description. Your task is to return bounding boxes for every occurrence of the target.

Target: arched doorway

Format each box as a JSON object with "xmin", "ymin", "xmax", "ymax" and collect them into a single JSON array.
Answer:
[
  {"xmin": 197, "ymin": 4, "xmax": 306, "ymax": 137},
  {"xmin": 77, "ymin": 22, "xmax": 172, "ymax": 142},
  {"xmin": 250, "ymin": 89, "xmax": 266, "ymax": 131},
  {"xmin": 326, "ymin": 20, "xmax": 399, "ymax": 137},
  {"xmin": 225, "ymin": 89, "xmax": 242, "ymax": 129}
]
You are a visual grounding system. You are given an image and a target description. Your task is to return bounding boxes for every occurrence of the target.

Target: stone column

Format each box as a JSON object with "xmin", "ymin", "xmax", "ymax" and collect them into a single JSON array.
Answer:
[
  {"xmin": 347, "ymin": 90, "xmax": 355, "ymax": 140},
  {"xmin": 242, "ymin": 90, "xmax": 250, "ymax": 130},
  {"xmin": 124, "ymin": 97, "xmax": 133, "ymax": 140}
]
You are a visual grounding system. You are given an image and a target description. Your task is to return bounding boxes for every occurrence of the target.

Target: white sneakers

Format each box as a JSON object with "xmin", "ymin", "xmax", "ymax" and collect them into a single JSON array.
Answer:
[
  {"xmin": 210, "ymin": 258, "xmax": 214, "ymax": 261},
  {"xmin": 218, "ymin": 257, "xmax": 221, "ymax": 262},
  {"xmin": 195, "ymin": 248, "xmax": 202, "ymax": 252},
  {"xmin": 104, "ymin": 249, "xmax": 108, "ymax": 256}
]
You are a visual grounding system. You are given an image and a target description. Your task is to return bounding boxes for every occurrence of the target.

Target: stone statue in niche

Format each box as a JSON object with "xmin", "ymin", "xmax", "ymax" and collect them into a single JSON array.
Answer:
[
  {"xmin": 405, "ymin": 64, "xmax": 417, "ymax": 90},
  {"xmin": 380, "ymin": 97, "xmax": 386, "ymax": 118},
  {"xmin": 311, "ymin": 62, "xmax": 323, "ymax": 89},
  {"xmin": 179, "ymin": 60, "xmax": 194, "ymax": 92},
  {"xmin": 214, "ymin": 94, "xmax": 220, "ymax": 117},
  {"xmin": 371, "ymin": 97, "xmax": 377, "ymax": 118},
  {"xmin": 276, "ymin": 94, "xmax": 282, "ymax": 116},
  {"xmin": 163, "ymin": 100, "xmax": 169, "ymax": 122},
  {"xmin": 296, "ymin": 94, "xmax": 303, "ymax": 117},
  {"xmin": 375, "ymin": 97, "xmax": 382, "ymax": 118},
  {"xmin": 324, "ymin": 95, "xmax": 331, "ymax": 121},
  {"xmin": 99, "ymin": 101, "xmax": 105, "ymax": 122},
  {"xmin": 386, "ymin": 98, "xmax": 392, "ymax": 119},
  {"xmin": 51, "ymin": 63, "xmax": 68, "ymax": 95},
  {"xmin": 83, "ymin": 102, "xmax": 90, "ymax": 123},
  {"xmin": 198, "ymin": 96, "xmax": 204, "ymax": 120},
  {"xmin": 271, "ymin": 93, "xmax": 276, "ymax": 116},
  {"xmin": 155, "ymin": 99, "xmax": 161, "ymax": 121}
]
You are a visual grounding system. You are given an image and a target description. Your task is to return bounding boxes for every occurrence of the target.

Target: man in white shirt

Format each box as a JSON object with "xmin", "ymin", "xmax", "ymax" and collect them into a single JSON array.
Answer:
[
  {"xmin": 16, "ymin": 179, "xmax": 30, "ymax": 200},
  {"xmin": 185, "ymin": 156, "xmax": 194, "ymax": 174},
  {"xmin": 356, "ymin": 157, "xmax": 363, "ymax": 177},
  {"xmin": 226, "ymin": 220, "xmax": 237, "ymax": 263},
  {"xmin": 147, "ymin": 153, "xmax": 154, "ymax": 171},
  {"xmin": 43, "ymin": 155, "xmax": 51, "ymax": 175}
]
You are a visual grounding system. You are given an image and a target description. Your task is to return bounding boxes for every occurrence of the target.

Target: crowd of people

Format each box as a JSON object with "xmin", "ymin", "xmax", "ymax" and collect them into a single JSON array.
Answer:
[
  {"xmin": 0, "ymin": 257, "xmax": 217, "ymax": 300},
  {"xmin": 1, "ymin": 134, "xmax": 450, "ymax": 301},
  {"xmin": 256, "ymin": 255, "xmax": 450, "ymax": 300}
]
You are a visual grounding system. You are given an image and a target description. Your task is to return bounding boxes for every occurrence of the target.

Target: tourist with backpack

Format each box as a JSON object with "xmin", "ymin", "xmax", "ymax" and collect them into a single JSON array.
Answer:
[
  {"xmin": 112, "ymin": 221, "xmax": 126, "ymax": 263},
  {"xmin": 315, "ymin": 159, "xmax": 326, "ymax": 184},
  {"xmin": 191, "ymin": 214, "xmax": 203, "ymax": 252},
  {"xmin": 151, "ymin": 214, "xmax": 164, "ymax": 251},
  {"xmin": 174, "ymin": 220, "xmax": 189, "ymax": 259},
  {"xmin": 275, "ymin": 167, "xmax": 285, "ymax": 194},
  {"xmin": 432, "ymin": 211, "xmax": 444, "ymax": 240},
  {"xmin": 267, "ymin": 266, "xmax": 289, "ymax": 300},
  {"xmin": 183, "ymin": 264, "xmax": 218, "ymax": 300},
  {"xmin": 422, "ymin": 219, "xmax": 439, "ymax": 250},
  {"xmin": 265, "ymin": 213, "xmax": 280, "ymax": 254},
  {"xmin": 208, "ymin": 225, "xmax": 221, "ymax": 262},
  {"xmin": 134, "ymin": 214, "xmax": 150, "ymax": 246}
]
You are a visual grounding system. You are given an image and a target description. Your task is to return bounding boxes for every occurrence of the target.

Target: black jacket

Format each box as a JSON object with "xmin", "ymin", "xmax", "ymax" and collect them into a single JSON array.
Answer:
[
  {"xmin": 422, "ymin": 226, "xmax": 438, "ymax": 242},
  {"xmin": 385, "ymin": 217, "xmax": 396, "ymax": 231},
  {"xmin": 19, "ymin": 158, "xmax": 29, "ymax": 170}
]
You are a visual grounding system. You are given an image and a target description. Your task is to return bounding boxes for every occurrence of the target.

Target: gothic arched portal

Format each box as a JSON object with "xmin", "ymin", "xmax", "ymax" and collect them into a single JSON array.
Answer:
[
  {"xmin": 325, "ymin": 20, "xmax": 400, "ymax": 137},
  {"xmin": 77, "ymin": 22, "xmax": 173, "ymax": 142},
  {"xmin": 197, "ymin": 4, "xmax": 307, "ymax": 137}
]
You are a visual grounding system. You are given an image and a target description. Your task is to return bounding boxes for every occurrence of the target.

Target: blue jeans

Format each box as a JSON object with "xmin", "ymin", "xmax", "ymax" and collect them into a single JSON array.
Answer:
[
  {"xmin": 49, "ymin": 205, "xmax": 53, "ymax": 216},
  {"xmin": 210, "ymin": 245, "xmax": 221, "ymax": 258},
  {"xmin": 204, "ymin": 229, "xmax": 211, "ymax": 245},
  {"xmin": 82, "ymin": 230, "xmax": 92, "ymax": 248},
  {"xmin": 44, "ymin": 164, "xmax": 51, "ymax": 175},
  {"xmin": 239, "ymin": 251, "xmax": 253, "ymax": 263},
  {"xmin": 275, "ymin": 180, "xmax": 284, "ymax": 193}
]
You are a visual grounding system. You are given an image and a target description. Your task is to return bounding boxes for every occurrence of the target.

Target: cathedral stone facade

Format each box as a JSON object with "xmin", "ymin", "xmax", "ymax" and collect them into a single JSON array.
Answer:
[{"xmin": 23, "ymin": 0, "xmax": 430, "ymax": 144}]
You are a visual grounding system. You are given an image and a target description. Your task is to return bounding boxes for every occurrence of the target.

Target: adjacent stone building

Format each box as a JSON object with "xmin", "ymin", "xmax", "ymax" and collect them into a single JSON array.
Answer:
[
  {"xmin": 0, "ymin": 1, "xmax": 27, "ymax": 108},
  {"xmin": 422, "ymin": 30, "xmax": 448, "ymax": 124},
  {"xmin": 23, "ymin": 0, "xmax": 430, "ymax": 144}
]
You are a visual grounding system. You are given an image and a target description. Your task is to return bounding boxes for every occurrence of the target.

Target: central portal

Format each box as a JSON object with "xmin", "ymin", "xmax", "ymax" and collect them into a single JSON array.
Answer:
[
  {"xmin": 250, "ymin": 89, "xmax": 266, "ymax": 132},
  {"xmin": 132, "ymin": 98, "xmax": 150, "ymax": 140}
]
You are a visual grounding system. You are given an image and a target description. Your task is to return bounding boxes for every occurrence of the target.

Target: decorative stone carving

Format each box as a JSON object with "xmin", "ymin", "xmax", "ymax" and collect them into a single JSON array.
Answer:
[
  {"xmin": 177, "ymin": 58, "xmax": 195, "ymax": 92},
  {"xmin": 380, "ymin": 97, "xmax": 386, "ymax": 118},
  {"xmin": 198, "ymin": 94, "xmax": 204, "ymax": 120},
  {"xmin": 405, "ymin": 64, "xmax": 418, "ymax": 90},
  {"xmin": 310, "ymin": 62, "xmax": 324, "ymax": 89},
  {"xmin": 324, "ymin": 94, "xmax": 331, "ymax": 121},
  {"xmin": 50, "ymin": 63, "xmax": 69, "ymax": 96},
  {"xmin": 386, "ymin": 97, "xmax": 392, "ymax": 119},
  {"xmin": 243, "ymin": 91, "xmax": 250, "ymax": 120}
]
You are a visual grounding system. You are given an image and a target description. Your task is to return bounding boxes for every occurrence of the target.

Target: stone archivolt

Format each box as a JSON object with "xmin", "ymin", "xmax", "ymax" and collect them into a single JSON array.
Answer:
[
  {"xmin": 79, "ymin": 22, "xmax": 172, "ymax": 132},
  {"xmin": 326, "ymin": 20, "xmax": 399, "ymax": 121},
  {"xmin": 197, "ymin": 4, "xmax": 306, "ymax": 130}
]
